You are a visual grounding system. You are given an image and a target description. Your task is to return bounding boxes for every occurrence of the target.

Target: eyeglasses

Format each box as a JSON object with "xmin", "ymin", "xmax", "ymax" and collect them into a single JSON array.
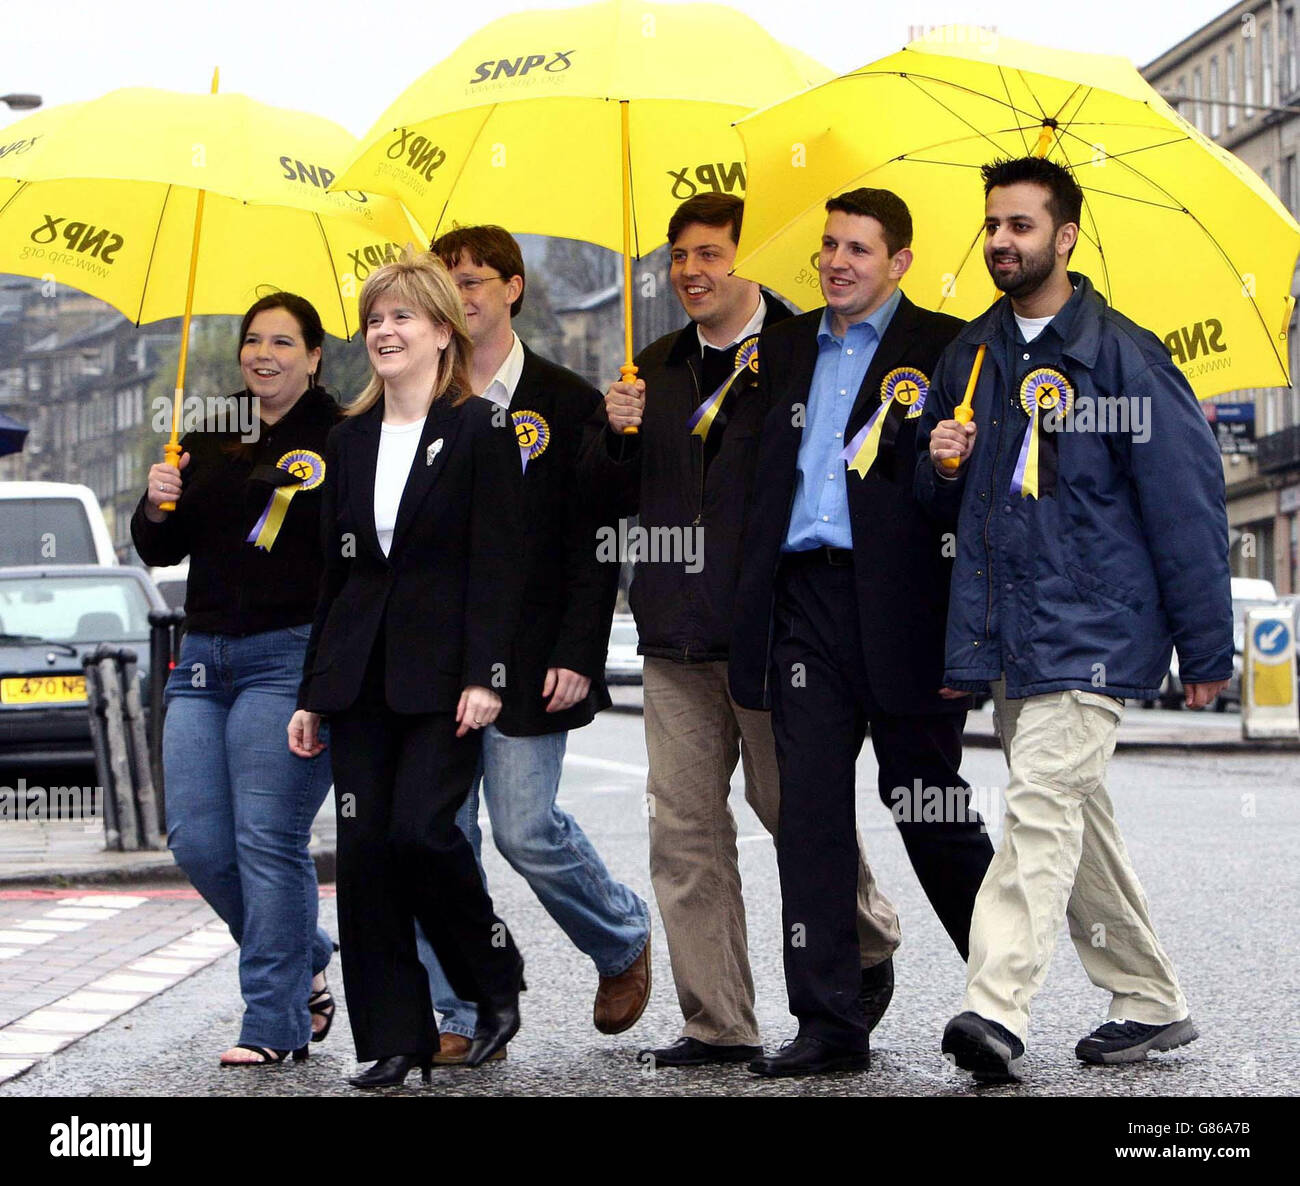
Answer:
[{"xmin": 453, "ymin": 274, "xmax": 504, "ymax": 294}]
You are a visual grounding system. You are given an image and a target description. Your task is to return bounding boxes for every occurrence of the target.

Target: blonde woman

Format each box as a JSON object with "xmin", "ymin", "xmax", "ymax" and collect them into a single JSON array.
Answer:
[{"xmin": 289, "ymin": 252, "xmax": 525, "ymax": 1087}]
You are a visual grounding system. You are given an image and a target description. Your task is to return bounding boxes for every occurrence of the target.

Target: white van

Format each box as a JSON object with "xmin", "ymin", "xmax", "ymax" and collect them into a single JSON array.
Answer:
[{"xmin": 0, "ymin": 481, "xmax": 117, "ymax": 567}]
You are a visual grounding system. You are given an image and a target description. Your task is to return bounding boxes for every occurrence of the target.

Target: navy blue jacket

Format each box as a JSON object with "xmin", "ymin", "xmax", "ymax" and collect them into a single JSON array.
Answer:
[{"xmin": 914, "ymin": 273, "xmax": 1233, "ymax": 700}]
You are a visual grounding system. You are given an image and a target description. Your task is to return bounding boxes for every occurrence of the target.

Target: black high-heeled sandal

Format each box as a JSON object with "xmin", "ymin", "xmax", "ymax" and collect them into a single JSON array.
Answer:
[
  {"xmin": 219, "ymin": 1043, "xmax": 309, "ymax": 1067},
  {"xmin": 308, "ymin": 985, "xmax": 335, "ymax": 1043},
  {"xmin": 347, "ymin": 1054, "xmax": 433, "ymax": 1088}
]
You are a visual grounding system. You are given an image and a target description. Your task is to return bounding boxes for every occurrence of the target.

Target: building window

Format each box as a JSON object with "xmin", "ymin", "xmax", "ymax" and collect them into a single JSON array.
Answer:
[
  {"xmin": 1210, "ymin": 57, "xmax": 1222, "ymax": 136},
  {"xmin": 1287, "ymin": 7, "xmax": 1297, "ymax": 93},
  {"xmin": 1264, "ymin": 164, "xmax": 1274, "ymax": 193},
  {"xmin": 1193, "ymin": 66, "xmax": 1204, "ymax": 130},
  {"xmin": 1264, "ymin": 24, "xmax": 1274, "ymax": 107},
  {"xmin": 1246, "ymin": 33, "xmax": 1255, "ymax": 116},
  {"xmin": 1286, "ymin": 154, "xmax": 1298, "ymax": 213},
  {"xmin": 1228, "ymin": 45, "xmax": 1238, "ymax": 128}
]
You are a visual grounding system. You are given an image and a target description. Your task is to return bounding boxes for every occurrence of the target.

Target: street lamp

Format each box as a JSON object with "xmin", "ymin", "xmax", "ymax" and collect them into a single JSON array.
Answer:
[{"xmin": 0, "ymin": 94, "xmax": 41, "ymax": 111}]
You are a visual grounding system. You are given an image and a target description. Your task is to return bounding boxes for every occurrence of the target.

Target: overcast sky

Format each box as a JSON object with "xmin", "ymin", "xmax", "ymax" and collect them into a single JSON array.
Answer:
[{"xmin": 2, "ymin": 0, "xmax": 1230, "ymax": 139}]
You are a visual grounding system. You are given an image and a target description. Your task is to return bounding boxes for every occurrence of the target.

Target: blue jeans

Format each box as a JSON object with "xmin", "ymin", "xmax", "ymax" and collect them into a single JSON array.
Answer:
[
  {"xmin": 416, "ymin": 726, "xmax": 649, "ymax": 1037},
  {"xmin": 163, "ymin": 626, "xmax": 334, "ymax": 1051}
]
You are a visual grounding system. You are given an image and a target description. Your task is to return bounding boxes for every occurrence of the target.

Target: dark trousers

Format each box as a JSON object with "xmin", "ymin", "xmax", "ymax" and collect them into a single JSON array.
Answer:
[
  {"xmin": 329, "ymin": 646, "xmax": 523, "ymax": 1063},
  {"xmin": 770, "ymin": 553, "xmax": 994, "ymax": 1050}
]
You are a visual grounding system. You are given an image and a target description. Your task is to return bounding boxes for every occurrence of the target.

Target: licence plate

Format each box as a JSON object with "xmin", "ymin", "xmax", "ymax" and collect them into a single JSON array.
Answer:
[{"xmin": 0, "ymin": 675, "xmax": 88, "ymax": 705}]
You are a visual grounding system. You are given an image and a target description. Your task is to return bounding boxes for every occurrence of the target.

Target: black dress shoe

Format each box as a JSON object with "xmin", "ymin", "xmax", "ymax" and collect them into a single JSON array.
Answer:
[
  {"xmin": 465, "ymin": 996, "xmax": 521, "ymax": 1067},
  {"xmin": 638, "ymin": 1037, "xmax": 761, "ymax": 1067},
  {"xmin": 348, "ymin": 1054, "xmax": 433, "ymax": 1088},
  {"xmin": 748, "ymin": 1035, "xmax": 871, "ymax": 1078},
  {"xmin": 860, "ymin": 956, "xmax": 895, "ymax": 1034}
]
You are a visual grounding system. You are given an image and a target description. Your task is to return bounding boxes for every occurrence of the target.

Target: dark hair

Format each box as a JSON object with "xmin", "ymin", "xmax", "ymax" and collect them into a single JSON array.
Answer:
[
  {"xmin": 667, "ymin": 193, "xmax": 743, "ymax": 247},
  {"xmin": 980, "ymin": 156, "xmax": 1083, "ymax": 232},
  {"xmin": 237, "ymin": 292, "xmax": 325, "ymax": 387},
  {"xmin": 431, "ymin": 224, "xmax": 525, "ymax": 317},
  {"xmin": 824, "ymin": 188, "xmax": 913, "ymax": 255}
]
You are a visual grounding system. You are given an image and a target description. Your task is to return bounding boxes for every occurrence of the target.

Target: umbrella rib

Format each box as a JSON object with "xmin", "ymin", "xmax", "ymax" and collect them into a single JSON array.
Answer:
[
  {"xmin": 902, "ymin": 75, "xmax": 1015, "ymax": 161},
  {"xmin": 937, "ymin": 224, "xmax": 992, "ymax": 315},
  {"xmin": 0, "ymin": 179, "xmax": 27, "ymax": 220},
  {"xmin": 430, "ymin": 104, "xmax": 498, "ymax": 243},
  {"xmin": 997, "ymin": 68, "xmax": 1033, "ymax": 157},
  {"xmin": 312, "ymin": 211, "xmax": 351, "ymax": 340},
  {"xmin": 136, "ymin": 184, "xmax": 175, "ymax": 328},
  {"xmin": 1010, "ymin": 67, "xmax": 1050, "ymax": 122}
]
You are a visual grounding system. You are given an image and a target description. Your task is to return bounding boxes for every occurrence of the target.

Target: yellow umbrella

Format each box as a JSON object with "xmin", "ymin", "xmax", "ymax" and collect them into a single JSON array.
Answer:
[
  {"xmin": 0, "ymin": 84, "xmax": 420, "ymax": 337},
  {"xmin": 732, "ymin": 28, "xmax": 1300, "ymax": 400},
  {"xmin": 335, "ymin": 0, "xmax": 827, "ymax": 401},
  {"xmin": 0, "ymin": 79, "xmax": 422, "ymax": 490}
]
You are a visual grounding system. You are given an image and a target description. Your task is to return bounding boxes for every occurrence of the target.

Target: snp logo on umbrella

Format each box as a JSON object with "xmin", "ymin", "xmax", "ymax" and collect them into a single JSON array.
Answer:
[
  {"xmin": 470, "ymin": 50, "xmax": 575, "ymax": 83},
  {"xmin": 29, "ymin": 215, "xmax": 124, "ymax": 262}
]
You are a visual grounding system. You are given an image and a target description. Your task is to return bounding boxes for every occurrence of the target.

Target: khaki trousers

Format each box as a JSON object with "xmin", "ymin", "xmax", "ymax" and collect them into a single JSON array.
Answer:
[
  {"xmin": 643, "ymin": 657, "xmax": 900, "ymax": 1046},
  {"xmin": 963, "ymin": 680, "xmax": 1188, "ymax": 1043}
]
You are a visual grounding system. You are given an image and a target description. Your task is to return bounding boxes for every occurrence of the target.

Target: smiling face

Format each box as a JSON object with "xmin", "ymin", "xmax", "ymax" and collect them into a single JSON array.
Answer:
[
  {"xmin": 239, "ymin": 308, "xmax": 321, "ymax": 412},
  {"xmin": 447, "ymin": 249, "xmax": 522, "ymax": 348},
  {"xmin": 668, "ymin": 221, "xmax": 757, "ymax": 335},
  {"xmin": 364, "ymin": 295, "xmax": 452, "ymax": 390},
  {"xmin": 818, "ymin": 211, "xmax": 910, "ymax": 332},
  {"xmin": 983, "ymin": 181, "xmax": 1071, "ymax": 300}
]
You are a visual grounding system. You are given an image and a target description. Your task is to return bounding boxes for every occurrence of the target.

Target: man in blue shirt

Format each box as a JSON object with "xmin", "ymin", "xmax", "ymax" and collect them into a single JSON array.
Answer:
[
  {"xmin": 918, "ymin": 156, "xmax": 1231, "ymax": 1083},
  {"xmin": 731, "ymin": 189, "xmax": 994, "ymax": 1077}
]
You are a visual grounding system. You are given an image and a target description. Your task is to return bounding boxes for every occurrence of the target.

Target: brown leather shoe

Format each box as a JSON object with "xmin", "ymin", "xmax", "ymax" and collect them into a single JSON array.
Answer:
[
  {"xmin": 431, "ymin": 1032, "xmax": 506, "ymax": 1066},
  {"xmin": 593, "ymin": 938, "xmax": 651, "ymax": 1034}
]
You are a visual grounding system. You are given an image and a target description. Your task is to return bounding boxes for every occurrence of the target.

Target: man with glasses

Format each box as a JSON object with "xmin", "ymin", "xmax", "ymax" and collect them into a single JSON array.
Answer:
[{"xmin": 413, "ymin": 227, "xmax": 651, "ymax": 1065}]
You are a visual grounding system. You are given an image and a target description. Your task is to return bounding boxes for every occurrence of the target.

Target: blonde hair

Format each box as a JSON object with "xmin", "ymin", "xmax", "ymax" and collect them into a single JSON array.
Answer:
[{"xmin": 345, "ymin": 249, "xmax": 474, "ymax": 417}]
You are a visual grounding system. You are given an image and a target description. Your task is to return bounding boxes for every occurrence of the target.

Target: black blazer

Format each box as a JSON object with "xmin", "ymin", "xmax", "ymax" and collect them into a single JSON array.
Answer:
[
  {"xmin": 729, "ymin": 293, "xmax": 966, "ymax": 716},
  {"xmin": 298, "ymin": 392, "xmax": 524, "ymax": 716},
  {"xmin": 496, "ymin": 344, "xmax": 620, "ymax": 736}
]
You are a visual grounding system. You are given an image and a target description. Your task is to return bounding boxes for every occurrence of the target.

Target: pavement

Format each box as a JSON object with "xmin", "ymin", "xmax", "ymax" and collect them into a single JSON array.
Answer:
[
  {"xmin": 1, "ymin": 713, "xmax": 1296, "ymax": 1098},
  {"xmin": 0, "ymin": 694, "xmax": 1292, "ymax": 888}
]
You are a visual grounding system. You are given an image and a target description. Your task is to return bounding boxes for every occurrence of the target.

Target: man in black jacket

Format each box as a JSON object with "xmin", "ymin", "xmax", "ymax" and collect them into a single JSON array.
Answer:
[
  {"xmin": 730, "ymin": 189, "xmax": 995, "ymax": 1077},
  {"xmin": 587, "ymin": 195, "xmax": 901, "ymax": 1069},
  {"xmin": 415, "ymin": 226, "xmax": 651, "ymax": 1063}
]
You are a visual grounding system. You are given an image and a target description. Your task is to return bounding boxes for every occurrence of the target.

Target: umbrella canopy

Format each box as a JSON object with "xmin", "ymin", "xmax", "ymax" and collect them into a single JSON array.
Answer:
[
  {"xmin": 733, "ymin": 29, "xmax": 1300, "ymax": 398},
  {"xmin": 0, "ymin": 412, "xmax": 29, "ymax": 458},
  {"xmin": 335, "ymin": 0, "xmax": 827, "ymax": 257},
  {"xmin": 0, "ymin": 88, "xmax": 423, "ymax": 339}
]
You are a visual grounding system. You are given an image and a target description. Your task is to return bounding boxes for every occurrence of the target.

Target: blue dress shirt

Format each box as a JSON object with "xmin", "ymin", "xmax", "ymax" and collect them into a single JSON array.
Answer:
[{"xmin": 784, "ymin": 288, "xmax": 902, "ymax": 551}]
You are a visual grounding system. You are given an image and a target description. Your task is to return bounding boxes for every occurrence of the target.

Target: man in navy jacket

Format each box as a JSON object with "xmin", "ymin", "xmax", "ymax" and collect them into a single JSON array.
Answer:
[{"xmin": 917, "ymin": 156, "xmax": 1232, "ymax": 1083}]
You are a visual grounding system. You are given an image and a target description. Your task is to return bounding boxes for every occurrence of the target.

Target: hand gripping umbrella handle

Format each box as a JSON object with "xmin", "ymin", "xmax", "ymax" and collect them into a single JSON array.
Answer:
[
  {"xmin": 620, "ymin": 363, "xmax": 640, "ymax": 436},
  {"xmin": 158, "ymin": 439, "xmax": 182, "ymax": 512},
  {"xmin": 940, "ymin": 344, "xmax": 985, "ymax": 471}
]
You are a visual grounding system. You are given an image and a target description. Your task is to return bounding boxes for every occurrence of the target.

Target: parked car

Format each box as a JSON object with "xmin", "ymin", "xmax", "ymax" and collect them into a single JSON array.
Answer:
[
  {"xmin": 1215, "ymin": 577, "xmax": 1281, "ymax": 711},
  {"xmin": 605, "ymin": 613, "xmax": 643, "ymax": 686},
  {"xmin": 148, "ymin": 561, "xmax": 189, "ymax": 612},
  {"xmin": 0, "ymin": 481, "xmax": 117, "ymax": 567},
  {"xmin": 0, "ymin": 565, "xmax": 165, "ymax": 769}
]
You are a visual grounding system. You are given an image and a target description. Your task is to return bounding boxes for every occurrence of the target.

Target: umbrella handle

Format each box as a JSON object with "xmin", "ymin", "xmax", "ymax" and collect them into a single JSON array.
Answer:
[
  {"xmin": 158, "ymin": 439, "xmax": 182, "ymax": 512},
  {"xmin": 940, "ymin": 344, "xmax": 985, "ymax": 470},
  {"xmin": 619, "ymin": 363, "xmax": 640, "ymax": 436}
]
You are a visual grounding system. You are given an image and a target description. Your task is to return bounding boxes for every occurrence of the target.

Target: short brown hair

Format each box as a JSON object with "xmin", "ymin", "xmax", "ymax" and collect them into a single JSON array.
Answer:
[
  {"xmin": 431, "ymin": 224, "xmax": 525, "ymax": 317},
  {"xmin": 667, "ymin": 194, "xmax": 743, "ymax": 247},
  {"xmin": 346, "ymin": 249, "xmax": 473, "ymax": 417},
  {"xmin": 824, "ymin": 188, "xmax": 913, "ymax": 255}
]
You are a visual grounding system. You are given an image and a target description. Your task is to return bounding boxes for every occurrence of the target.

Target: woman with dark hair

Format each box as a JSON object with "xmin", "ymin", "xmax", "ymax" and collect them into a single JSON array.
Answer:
[
  {"xmin": 133, "ymin": 292, "xmax": 341, "ymax": 1066},
  {"xmin": 288, "ymin": 251, "xmax": 526, "ymax": 1087}
]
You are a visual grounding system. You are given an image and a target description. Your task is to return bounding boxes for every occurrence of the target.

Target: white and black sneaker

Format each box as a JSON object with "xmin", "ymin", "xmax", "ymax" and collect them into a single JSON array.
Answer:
[
  {"xmin": 942, "ymin": 1011, "xmax": 1025, "ymax": 1084},
  {"xmin": 1075, "ymin": 1017, "xmax": 1198, "ymax": 1065}
]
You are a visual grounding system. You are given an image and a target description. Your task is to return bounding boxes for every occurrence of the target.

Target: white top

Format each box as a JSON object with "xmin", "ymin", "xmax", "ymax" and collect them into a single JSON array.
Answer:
[
  {"xmin": 1014, "ymin": 312, "xmax": 1055, "ymax": 343},
  {"xmin": 480, "ymin": 332, "xmax": 525, "ymax": 409},
  {"xmin": 373, "ymin": 418, "xmax": 425, "ymax": 556},
  {"xmin": 697, "ymin": 293, "xmax": 766, "ymax": 354}
]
